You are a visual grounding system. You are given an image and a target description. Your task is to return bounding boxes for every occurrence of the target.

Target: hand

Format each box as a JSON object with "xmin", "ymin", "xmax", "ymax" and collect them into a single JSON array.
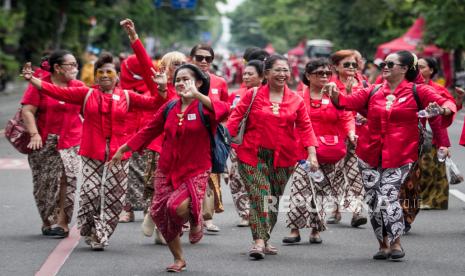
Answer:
[
  {"xmin": 455, "ymin": 86, "xmax": 465, "ymax": 98},
  {"xmin": 108, "ymin": 148, "xmax": 124, "ymax": 169},
  {"xmin": 179, "ymin": 79, "xmax": 199, "ymax": 99},
  {"xmin": 345, "ymin": 76, "xmax": 355, "ymax": 94},
  {"xmin": 151, "ymin": 67, "xmax": 167, "ymax": 89},
  {"xmin": 426, "ymin": 102, "xmax": 443, "ymax": 115},
  {"xmin": 27, "ymin": 133, "xmax": 42, "ymax": 150},
  {"xmin": 120, "ymin": 18, "xmax": 138, "ymax": 42},
  {"xmin": 307, "ymin": 151, "xmax": 319, "ymax": 172},
  {"xmin": 355, "ymin": 113, "xmax": 367, "ymax": 125},
  {"xmin": 348, "ymin": 131, "xmax": 358, "ymax": 146},
  {"xmin": 21, "ymin": 62, "xmax": 34, "ymax": 81}
]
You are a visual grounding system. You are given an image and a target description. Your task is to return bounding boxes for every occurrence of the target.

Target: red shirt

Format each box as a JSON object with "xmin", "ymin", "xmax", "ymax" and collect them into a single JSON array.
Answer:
[
  {"xmin": 21, "ymin": 75, "xmax": 84, "ymax": 150},
  {"xmin": 337, "ymin": 79, "xmax": 456, "ymax": 168},
  {"xmin": 227, "ymin": 84, "xmax": 318, "ymax": 168},
  {"xmin": 127, "ymin": 99, "xmax": 229, "ymax": 189},
  {"xmin": 208, "ymin": 72, "xmax": 229, "ymax": 103},
  {"xmin": 40, "ymin": 82, "xmax": 160, "ymax": 161},
  {"xmin": 228, "ymin": 86, "xmax": 248, "ymax": 106}
]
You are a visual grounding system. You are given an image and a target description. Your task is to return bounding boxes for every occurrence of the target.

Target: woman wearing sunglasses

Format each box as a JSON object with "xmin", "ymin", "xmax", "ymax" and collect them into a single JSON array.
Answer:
[
  {"xmin": 21, "ymin": 50, "xmax": 84, "ymax": 238},
  {"xmin": 283, "ymin": 58, "xmax": 356, "ymax": 245},
  {"xmin": 190, "ymin": 44, "xmax": 229, "ymax": 233},
  {"xmin": 328, "ymin": 50, "xmax": 368, "ymax": 227},
  {"xmin": 21, "ymin": 52, "xmax": 163, "ymax": 251},
  {"xmin": 327, "ymin": 50, "xmax": 456, "ymax": 260},
  {"xmin": 120, "ymin": 19, "xmax": 186, "ymax": 244}
]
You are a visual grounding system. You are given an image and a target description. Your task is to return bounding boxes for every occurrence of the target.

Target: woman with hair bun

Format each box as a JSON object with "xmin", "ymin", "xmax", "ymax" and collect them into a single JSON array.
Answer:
[
  {"xmin": 327, "ymin": 50, "xmax": 456, "ymax": 260},
  {"xmin": 21, "ymin": 50, "xmax": 84, "ymax": 238}
]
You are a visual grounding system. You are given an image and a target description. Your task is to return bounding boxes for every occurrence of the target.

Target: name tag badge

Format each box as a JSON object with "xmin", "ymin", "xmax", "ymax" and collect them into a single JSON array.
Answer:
[
  {"xmin": 398, "ymin": 97, "xmax": 407, "ymax": 103},
  {"xmin": 58, "ymin": 101, "xmax": 65, "ymax": 105},
  {"xmin": 112, "ymin": 94, "xmax": 120, "ymax": 101},
  {"xmin": 322, "ymin": 99, "xmax": 330, "ymax": 105},
  {"xmin": 211, "ymin": 88, "xmax": 218, "ymax": 95},
  {"xmin": 187, "ymin": 113, "xmax": 197, "ymax": 121}
]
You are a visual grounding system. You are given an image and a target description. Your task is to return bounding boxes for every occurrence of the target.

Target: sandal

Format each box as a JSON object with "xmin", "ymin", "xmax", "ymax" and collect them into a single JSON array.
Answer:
[
  {"xmin": 189, "ymin": 224, "xmax": 204, "ymax": 244},
  {"xmin": 166, "ymin": 260, "xmax": 187, "ymax": 273},
  {"xmin": 118, "ymin": 210, "xmax": 135, "ymax": 223},
  {"xmin": 90, "ymin": 241, "xmax": 105, "ymax": 251},
  {"xmin": 326, "ymin": 212, "xmax": 341, "ymax": 224},
  {"xmin": 249, "ymin": 244, "xmax": 265, "ymax": 260},
  {"xmin": 204, "ymin": 223, "xmax": 220, "ymax": 232},
  {"xmin": 264, "ymin": 244, "xmax": 278, "ymax": 255},
  {"xmin": 50, "ymin": 226, "xmax": 69, "ymax": 239}
]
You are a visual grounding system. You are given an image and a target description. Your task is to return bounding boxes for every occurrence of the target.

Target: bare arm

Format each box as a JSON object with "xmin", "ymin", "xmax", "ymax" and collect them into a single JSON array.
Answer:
[{"xmin": 21, "ymin": 104, "xmax": 42, "ymax": 150}]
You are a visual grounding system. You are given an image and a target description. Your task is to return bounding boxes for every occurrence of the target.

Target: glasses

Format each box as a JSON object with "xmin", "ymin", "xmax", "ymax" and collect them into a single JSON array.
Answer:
[
  {"xmin": 60, "ymin": 62, "xmax": 78, "ymax": 68},
  {"xmin": 379, "ymin": 61, "xmax": 404, "ymax": 69},
  {"xmin": 96, "ymin": 69, "xmax": 117, "ymax": 78},
  {"xmin": 310, "ymin": 70, "xmax": 332, "ymax": 77},
  {"xmin": 342, "ymin": 62, "xmax": 358, "ymax": 69},
  {"xmin": 194, "ymin": 55, "xmax": 213, "ymax": 63}
]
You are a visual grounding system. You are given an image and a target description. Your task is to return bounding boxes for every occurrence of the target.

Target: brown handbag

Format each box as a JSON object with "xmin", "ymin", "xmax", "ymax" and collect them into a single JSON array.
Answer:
[
  {"xmin": 231, "ymin": 87, "xmax": 258, "ymax": 145},
  {"xmin": 4, "ymin": 108, "xmax": 32, "ymax": 154}
]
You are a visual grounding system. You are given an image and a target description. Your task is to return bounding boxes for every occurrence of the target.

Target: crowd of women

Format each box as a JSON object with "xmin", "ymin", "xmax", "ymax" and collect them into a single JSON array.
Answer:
[{"xmin": 17, "ymin": 17, "xmax": 465, "ymax": 273}]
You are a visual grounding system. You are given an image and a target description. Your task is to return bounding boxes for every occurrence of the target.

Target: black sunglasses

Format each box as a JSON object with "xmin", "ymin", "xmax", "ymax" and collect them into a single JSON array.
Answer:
[
  {"xmin": 194, "ymin": 55, "xmax": 213, "ymax": 63},
  {"xmin": 379, "ymin": 61, "xmax": 404, "ymax": 69},
  {"xmin": 310, "ymin": 70, "xmax": 333, "ymax": 77},
  {"xmin": 342, "ymin": 62, "xmax": 358, "ymax": 69}
]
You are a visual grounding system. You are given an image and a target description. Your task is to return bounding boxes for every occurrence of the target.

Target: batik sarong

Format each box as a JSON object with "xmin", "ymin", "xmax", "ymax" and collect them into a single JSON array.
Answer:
[
  {"xmin": 238, "ymin": 148, "xmax": 294, "ymax": 242},
  {"xmin": 150, "ymin": 170, "xmax": 210, "ymax": 243},
  {"xmin": 28, "ymin": 134, "xmax": 79, "ymax": 225},
  {"xmin": 143, "ymin": 149, "xmax": 159, "ymax": 213},
  {"xmin": 286, "ymin": 159, "xmax": 345, "ymax": 231},
  {"xmin": 341, "ymin": 143, "xmax": 365, "ymax": 213},
  {"xmin": 123, "ymin": 151, "xmax": 147, "ymax": 212},
  {"xmin": 358, "ymin": 159, "xmax": 413, "ymax": 244},
  {"xmin": 77, "ymin": 157, "xmax": 129, "ymax": 246},
  {"xmin": 228, "ymin": 149, "xmax": 250, "ymax": 219},
  {"xmin": 418, "ymin": 146, "xmax": 448, "ymax": 209}
]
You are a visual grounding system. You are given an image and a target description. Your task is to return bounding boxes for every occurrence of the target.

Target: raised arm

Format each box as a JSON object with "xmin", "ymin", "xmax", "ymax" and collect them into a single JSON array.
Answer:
[
  {"xmin": 326, "ymin": 82, "xmax": 373, "ymax": 112},
  {"xmin": 417, "ymin": 84, "xmax": 456, "ymax": 128}
]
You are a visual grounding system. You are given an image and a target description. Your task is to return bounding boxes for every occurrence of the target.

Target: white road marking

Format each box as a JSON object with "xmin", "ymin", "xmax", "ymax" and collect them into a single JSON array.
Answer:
[{"xmin": 450, "ymin": 189, "xmax": 465, "ymax": 203}]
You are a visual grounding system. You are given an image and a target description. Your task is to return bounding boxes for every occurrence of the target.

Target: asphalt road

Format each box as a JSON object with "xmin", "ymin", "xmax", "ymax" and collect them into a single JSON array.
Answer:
[{"xmin": 1, "ymin": 83, "xmax": 465, "ymax": 276}]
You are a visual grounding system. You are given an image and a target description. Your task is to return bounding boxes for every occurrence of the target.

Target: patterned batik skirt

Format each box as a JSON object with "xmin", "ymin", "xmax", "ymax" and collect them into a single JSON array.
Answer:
[
  {"xmin": 28, "ymin": 134, "xmax": 80, "ymax": 226},
  {"xmin": 341, "ymin": 143, "xmax": 366, "ymax": 213},
  {"xmin": 286, "ymin": 158, "xmax": 345, "ymax": 232},
  {"xmin": 238, "ymin": 148, "xmax": 294, "ymax": 242},
  {"xmin": 123, "ymin": 151, "xmax": 148, "ymax": 212},
  {"xmin": 358, "ymin": 159, "xmax": 413, "ymax": 244},
  {"xmin": 418, "ymin": 146, "xmax": 448, "ymax": 209},
  {"xmin": 143, "ymin": 149, "xmax": 160, "ymax": 213},
  {"xmin": 150, "ymin": 170, "xmax": 210, "ymax": 243},
  {"xmin": 77, "ymin": 157, "xmax": 129, "ymax": 246},
  {"xmin": 228, "ymin": 148, "xmax": 250, "ymax": 220}
]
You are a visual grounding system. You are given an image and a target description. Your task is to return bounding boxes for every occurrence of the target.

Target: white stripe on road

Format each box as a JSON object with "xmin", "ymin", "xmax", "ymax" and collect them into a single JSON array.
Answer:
[{"xmin": 450, "ymin": 189, "xmax": 465, "ymax": 203}]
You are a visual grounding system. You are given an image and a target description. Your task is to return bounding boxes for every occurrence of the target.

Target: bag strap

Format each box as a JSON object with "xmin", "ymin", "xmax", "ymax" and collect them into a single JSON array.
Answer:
[
  {"xmin": 123, "ymin": 89, "xmax": 130, "ymax": 112},
  {"xmin": 81, "ymin": 88, "xmax": 94, "ymax": 116},
  {"xmin": 163, "ymin": 99, "xmax": 179, "ymax": 120},
  {"xmin": 241, "ymin": 87, "xmax": 258, "ymax": 123},
  {"xmin": 412, "ymin": 84, "xmax": 422, "ymax": 110},
  {"xmin": 197, "ymin": 102, "xmax": 215, "ymax": 146}
]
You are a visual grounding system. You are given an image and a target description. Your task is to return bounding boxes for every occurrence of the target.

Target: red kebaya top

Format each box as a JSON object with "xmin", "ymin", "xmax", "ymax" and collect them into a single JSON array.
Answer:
[
  {"xmin": 39, "ymin": 82, "xmax": 161, "ymax": 161},
  {"xmin": 337, "ymin": 79, "xmax": 456, "ymax": 168},
  {"xmin": 21, "ymin": 75, "xmax": 85, "ymax": 150},
  {"xmin": 127, "ymin": 99, "xmax": 229, "ymax": 189},
  {"xmin": 227, "ymin": 84, "xmax": 318, "ymax": 168},
  {"xmin": 208, "ymin": 72, "xmax": 229, "ymax": 103}
]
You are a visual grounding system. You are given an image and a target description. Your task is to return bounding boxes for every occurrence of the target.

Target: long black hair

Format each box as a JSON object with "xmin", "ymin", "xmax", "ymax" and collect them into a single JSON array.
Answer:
[{"xmin": 173, "ymin": 64, "xmax": 210, "ymax": 95}]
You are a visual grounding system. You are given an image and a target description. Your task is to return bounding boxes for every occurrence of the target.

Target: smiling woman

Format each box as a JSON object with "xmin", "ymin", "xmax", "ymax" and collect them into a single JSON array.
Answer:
[{"xmin": 21, "ymin": 52, "xmax": 165, "ymax": 251}]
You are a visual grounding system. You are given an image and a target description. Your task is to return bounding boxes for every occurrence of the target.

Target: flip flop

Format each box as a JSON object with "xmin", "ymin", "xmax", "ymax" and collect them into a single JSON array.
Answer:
[{"xmin": 166, "ymin": 261, "xmax": 186, "ymax": 272}]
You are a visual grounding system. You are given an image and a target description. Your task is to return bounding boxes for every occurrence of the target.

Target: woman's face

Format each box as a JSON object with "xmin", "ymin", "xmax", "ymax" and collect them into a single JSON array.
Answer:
[
  {"xmin": 166, "ymin": 59, "xmax": 187, "ymax": 80},
  {"xmin": 336, "ymin": 56, "xmax": 357, "ymax": 78},
  {"xmin": 95, "ymin": 63, "xmax": 118, "ymax": 91},
  {"xmin": 242, "ymin": 65, "xmax": 262, "ymax": 88},
  {"xmin": 381, "ymin": 54, "xmax": 407, "ymax": 81},
  {"xmin": 418, "ymin": 58, "xmax": 433, "ymax": 80},
  {"xmin": 265, "ymin": 60, "xmax": 290, "ymax": 88},
  {"xmin": 191, "ymin": 49, "xmax": 213, "ymax": 73},
  {"xmin": 306, "ymin": 65, "xmax": 332, "ymax": 89},
  {"xmin": 174, "ymin": 68, "xmax": 201, "ymax": 96},
  {"xmin": 56, "ymin": 54, "xmax": 78, "ymax": 81}
]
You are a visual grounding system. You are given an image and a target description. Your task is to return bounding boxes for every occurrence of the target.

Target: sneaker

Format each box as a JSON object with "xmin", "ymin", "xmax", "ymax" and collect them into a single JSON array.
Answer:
[
  {"xmin": 237, "ymin": 218, "xmax": 249, "ymax": 227},
  {"xmin": 141, "ymin": 213, "xmax": 155, "ymax": 237}
]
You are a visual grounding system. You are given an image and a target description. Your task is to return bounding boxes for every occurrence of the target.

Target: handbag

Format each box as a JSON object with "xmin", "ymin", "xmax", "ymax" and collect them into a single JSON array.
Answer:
[
  {"xmin": 4, "ymin": 108, "xmax": 32, "ymax": 154},
  {"xmin": 445, "ymin": 157, "xmax": 463, "ymax": 185},
  {"xmin": 231, "ymin": 87, "xmax": 258, "ymax": 145},
  {"xmin": 316, "ymin": 135, "xmax": 346, "ymax": 164}
]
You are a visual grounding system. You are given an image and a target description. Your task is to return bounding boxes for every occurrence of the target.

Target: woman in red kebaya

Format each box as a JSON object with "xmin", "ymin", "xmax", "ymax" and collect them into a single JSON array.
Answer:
[
  {"xmin": 190, "ymin": 44, "xmax": 229, "ymax": 233},
  {"xmin": 283, "ymin": 58, "xmax": 355, "ymax": 245},
  {"xmin": 21, "ymin": 53, "xmax": 163, "ymax": 250},
  {"xmin": 329, "ymin": 50, "xmax": 367, "ymax": 227},
  {"xmin": 327, "ymin": 50, "xmax": 456, "ymax": 260},
  {"xmin": 21, "ymin": 50, "xmax": 84, "ymax": 238},
  {"xmin": 227, "ymin": 60, "xmax": 265, "ymax": 227},
  {"xmin": 111, "ymin": 64, "xmax": 229, "ymax": 272},
  {"xmin": 120, "ymin": 19, "xmax": 184, "ymax": 244},
  {"xmin": 227, "ymin": 55, "xmax": 319, "ymax": 260}
]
